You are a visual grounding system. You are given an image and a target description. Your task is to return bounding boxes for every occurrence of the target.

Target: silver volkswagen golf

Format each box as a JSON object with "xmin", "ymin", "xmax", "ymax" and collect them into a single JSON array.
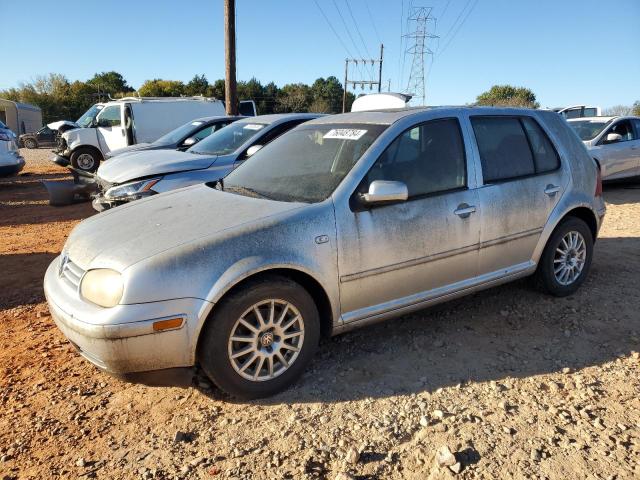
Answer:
[{"xmin": 44, "ymin": 107, "xmax": 606, "ymax": 398}]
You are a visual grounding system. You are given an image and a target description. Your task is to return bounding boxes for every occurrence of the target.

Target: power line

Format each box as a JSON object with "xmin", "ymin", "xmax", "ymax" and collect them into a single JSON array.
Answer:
[
  {"xmin": 313, "ymin": 0, "xmax": 355, "ymax": 59},
  {"xmin": 364, "ymin": 0, "xmax": 382, "ymax": 44},
  {"xmin": 344, "ymin": 0, "xmax": 372, "ymax": 58},
  {"xmin": 438, "ymin": 0, "xmax": 478, "ymax": 55},
  {"xmin": 439, "ymin": 0, "xmax": 472, "ymax": 45},
  {"xmin": 331, "ymin": 0, "xmax": 364, "ymax": 59},
  {"xmin": 438, "ymin": 0, "xmax": 453, "ymax": 23}
]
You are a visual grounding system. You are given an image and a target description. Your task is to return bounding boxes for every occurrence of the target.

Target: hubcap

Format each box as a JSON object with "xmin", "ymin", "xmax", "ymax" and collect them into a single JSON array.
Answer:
[
  {"xmin": 227, "ymin": 299, "xmax": 305, "ymax": 382},
  {"xmin": 553, "ymin": 231, "xmax": 587, "ymax": 286},
  {"xmin": 76, "ymin": 153, "xmax": 95, "ymax": 170}
]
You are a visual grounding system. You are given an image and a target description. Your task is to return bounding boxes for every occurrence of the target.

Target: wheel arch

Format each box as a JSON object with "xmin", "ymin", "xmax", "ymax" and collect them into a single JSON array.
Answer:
[
  {"xmin": 563, "ymin": 206, "xmax": 598, "ymax": 242},
  {"xmin": 193, "ymin": 265, "xmax": 336, "ymax": 362}
]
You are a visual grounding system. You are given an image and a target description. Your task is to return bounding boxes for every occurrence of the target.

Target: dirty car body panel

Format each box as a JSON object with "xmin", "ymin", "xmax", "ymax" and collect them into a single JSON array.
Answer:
[{"xmin": 44, "ymin": 107, "xmax": 605, "ymax": 386}]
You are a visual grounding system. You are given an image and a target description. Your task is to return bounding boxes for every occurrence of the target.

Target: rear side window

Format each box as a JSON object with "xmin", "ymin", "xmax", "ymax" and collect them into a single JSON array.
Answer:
[
  {"xmin": 521, "ymin": 117, "xmax": 560, "ymax": 173},
  {"xmin": 471, "ymin": 116, "xmax": 559, "ymax": 183}
]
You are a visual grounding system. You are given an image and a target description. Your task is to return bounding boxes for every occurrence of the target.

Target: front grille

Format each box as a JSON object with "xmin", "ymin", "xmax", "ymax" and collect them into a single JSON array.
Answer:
[{"xmin": 60, "ymin": 258, "xmax": 85, "ymax": 291}]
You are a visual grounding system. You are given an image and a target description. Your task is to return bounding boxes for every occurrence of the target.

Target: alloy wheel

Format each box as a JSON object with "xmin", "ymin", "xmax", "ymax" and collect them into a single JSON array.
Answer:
[{"xmin": 553, "ymin": 230, "xmax": 587, "ymax": 286}]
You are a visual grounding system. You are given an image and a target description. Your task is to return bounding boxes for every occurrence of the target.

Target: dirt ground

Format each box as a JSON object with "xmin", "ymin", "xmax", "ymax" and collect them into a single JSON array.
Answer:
[{"xmin": 1, "ymin": 148, "xmax": 639, "ymax": 480}]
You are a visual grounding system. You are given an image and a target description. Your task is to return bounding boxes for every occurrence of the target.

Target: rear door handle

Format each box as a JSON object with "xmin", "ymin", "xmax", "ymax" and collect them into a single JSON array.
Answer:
[
  {"xmin": 454, "ymin": 204, "xmax": 476, "ymax": 218},
  {"xmin": 544, "ymin": 184, "xmax": 561, "ymax": 196}
]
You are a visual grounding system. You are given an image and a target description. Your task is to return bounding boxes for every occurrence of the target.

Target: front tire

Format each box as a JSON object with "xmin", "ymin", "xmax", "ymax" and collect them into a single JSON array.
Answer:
[
  {"xmin": 198, "ymin": 276, "xmax": 320, "ymax": 399},
  {"xmin": 70, "ymin": 147, "xmax": 102, "ymax": 172},
  {"xmin": 24, "ymin": 138, "xmax": 37, "ymax": 149},
  {"xmin": 533, "ymin": 217, "xmax": 594, "ymax": 296}
]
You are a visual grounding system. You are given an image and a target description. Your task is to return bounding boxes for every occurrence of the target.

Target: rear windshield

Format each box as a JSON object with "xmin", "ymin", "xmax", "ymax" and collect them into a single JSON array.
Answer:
[{"xmin": 568, "ymin": 119, "xmax": 610, "ymax": 141}]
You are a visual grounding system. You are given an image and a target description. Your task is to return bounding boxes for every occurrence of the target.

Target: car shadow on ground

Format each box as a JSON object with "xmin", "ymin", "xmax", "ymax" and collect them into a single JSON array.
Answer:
[
  {"xmin": 602, "ymin": 179, "xmax": 640, "ymax": 205},
  {"xmin": 0, "ymin": 253, "xmax": 57, "ymax": 309},
  {"xmin": 198, "ymin": 235, "xmax": 639, "ymax": 405}
]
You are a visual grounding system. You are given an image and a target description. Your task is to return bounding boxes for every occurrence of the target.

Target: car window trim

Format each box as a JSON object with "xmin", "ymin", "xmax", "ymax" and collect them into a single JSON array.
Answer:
[
  {"xmin": 351, "ymin": 116, "xmax": 469, "ymax": 209},
  {"xmin": 470, "ymin": 114, "xmax": 562, "ymax": 185}
]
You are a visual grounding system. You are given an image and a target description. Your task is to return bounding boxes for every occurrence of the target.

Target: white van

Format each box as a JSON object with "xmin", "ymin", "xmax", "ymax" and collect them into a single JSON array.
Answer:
[{"xmin": 53, "ymin": 97, "xmax": 237, "ymax": 172}]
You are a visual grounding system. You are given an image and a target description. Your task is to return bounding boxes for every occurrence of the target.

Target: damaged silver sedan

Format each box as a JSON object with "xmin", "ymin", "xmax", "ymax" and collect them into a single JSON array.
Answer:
[{"xmin": 44, "ymin": 107, "xmax": 605, "ymax": 398}]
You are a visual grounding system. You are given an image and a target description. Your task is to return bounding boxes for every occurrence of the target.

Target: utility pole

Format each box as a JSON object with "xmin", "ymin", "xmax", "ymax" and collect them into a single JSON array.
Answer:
[
  {"xmin": 342, "ymin": 43, "xmax": 384, "ymax": 112},
  {"xmin": 404, "ymin": 7, "xmax": 437, "ymax": 106},
  {"xmin": 224, "ymin": 0, "xmax": 238, "ymax": 115}
]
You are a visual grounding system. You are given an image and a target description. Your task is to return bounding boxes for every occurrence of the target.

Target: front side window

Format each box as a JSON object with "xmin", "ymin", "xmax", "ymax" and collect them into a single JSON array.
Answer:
[
  {"xmin": 363, "ymin": 118, "xmax": 466, "ymax": 197},
  {"xmin": 221, "ymin": 123, "xmax": 387, "ymax": 203},
  {"xmin": 96, "ymin": 105, "xmax": 121, "ymax": 127},
  {"xmin": 604, "ymin": 120, "xmax": 636, "ymax": 143}
]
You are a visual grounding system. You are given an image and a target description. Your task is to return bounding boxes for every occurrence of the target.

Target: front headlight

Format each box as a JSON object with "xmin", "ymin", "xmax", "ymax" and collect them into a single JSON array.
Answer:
[
  {"xmin": 105, "ymin": 177, "xmax": 161, "ymax": 200},
  {"xmin": 80, "ymin": 269, "xmax": 124, "ymax": 308}
]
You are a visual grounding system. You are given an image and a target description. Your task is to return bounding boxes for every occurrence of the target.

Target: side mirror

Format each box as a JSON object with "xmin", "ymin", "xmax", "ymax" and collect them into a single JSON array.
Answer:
[
  {"xmin": 359, "ymin": 180, "xmax": 408, "ymax": 207},
  {"xmin": 182, "ymin": 137, "xmax": 199, "ymax": 147},
  {"xmin": 245, "ymin": 145, "xmax": 263, "ymax": 157},
  {"xmin": 605, "ymin": 133, "xmax": 622, "ymax": 144}
]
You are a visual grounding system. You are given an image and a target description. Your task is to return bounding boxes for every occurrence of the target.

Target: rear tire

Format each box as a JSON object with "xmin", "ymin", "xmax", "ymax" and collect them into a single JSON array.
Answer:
[
  {"xmin": 533, "ymin": 217, "xmax": 593, "ymax": 297},
  {"xmin": 198, "ymin": 275, "xmax": 320, "ymax": 399},
  {"xmin": 70, "ymin": 147, "xmax": 102, "ymax": 172},
  {"xmin": 24, "ymin": 138, "xmax": 37, "ymax": 149}
]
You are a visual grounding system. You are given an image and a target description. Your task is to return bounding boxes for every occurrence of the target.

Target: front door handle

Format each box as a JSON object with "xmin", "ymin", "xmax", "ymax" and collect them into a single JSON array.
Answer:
[
  {"xmin": 544, "ymin": 184, "xmax": 561, "ymax": 196},
  {"xmin": 454, "ymin": 203, "xmax": 476, "ymax": 218}
]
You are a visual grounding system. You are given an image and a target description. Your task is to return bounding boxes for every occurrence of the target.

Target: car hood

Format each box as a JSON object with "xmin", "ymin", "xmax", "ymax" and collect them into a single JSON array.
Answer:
[
  {"xmin": 97, "ymin": 150, "xmax": 217, "ymax": 184},
  {"xmin": 65, "ymin": 184, "xmax": 305, "ymax": 269},
  {"xmin": 106, "ymin": 142, "xmax": 162, "ymax": 158}
]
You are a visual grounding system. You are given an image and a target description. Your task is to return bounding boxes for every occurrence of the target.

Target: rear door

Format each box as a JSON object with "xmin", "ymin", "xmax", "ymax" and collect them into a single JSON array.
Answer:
[
  {"xmin": 469, "ymin": 115, "xmax": 568, "ymax": 275},
  {"xmin": 95, "ymin": 104, "xmax": 127, "ymax": 153}
]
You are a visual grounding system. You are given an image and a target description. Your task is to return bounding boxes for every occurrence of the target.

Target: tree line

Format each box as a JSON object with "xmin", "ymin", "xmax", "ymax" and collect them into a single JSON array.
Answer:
[
  {"xmin": 2, "ymin": 72, "xmax": 637, "ymax": 124},
  {"xmin": 0, "ymin": 72, "xmax": 356, "ymax": 123}
]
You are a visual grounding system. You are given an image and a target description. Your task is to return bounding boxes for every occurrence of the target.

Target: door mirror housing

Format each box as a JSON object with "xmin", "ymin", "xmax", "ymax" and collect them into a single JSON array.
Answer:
[
  {"xmin": 182, "ymin": 137, "xmax": 199, "ymax": 147},
  {"xmin": 245, "ymin": 145, "xmax": 263, "ymax": 158},
  {"xmin": 359, "ymin": 180, "xmax": 408, "ymax": 207},
  {"xmin": 605, "ymin": 133, "xmax": 623, "ymax": 144}
]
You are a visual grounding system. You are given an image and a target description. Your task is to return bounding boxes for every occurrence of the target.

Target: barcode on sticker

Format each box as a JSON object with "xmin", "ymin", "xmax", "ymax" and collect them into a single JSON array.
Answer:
[
  {"xmin": 243, "ymin": 124, "xmax": 264, "ymax": 130},
  {"xmin": 323, "ymin": 129, "xmax": 367, "ymax": 140}
]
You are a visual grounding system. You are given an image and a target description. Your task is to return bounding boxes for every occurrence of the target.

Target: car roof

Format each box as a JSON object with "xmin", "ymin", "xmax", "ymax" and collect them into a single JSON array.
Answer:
[
  {"xmin": 235, "ymin": 113, "xmax": 323, "ymax": 125},
  {"xmin": 306, "ymin": 106, "xmax": 545, "ymax": 126},
  {"xmin": 567, "ymin": 116, "xmax": 616, "ymax": 122}
]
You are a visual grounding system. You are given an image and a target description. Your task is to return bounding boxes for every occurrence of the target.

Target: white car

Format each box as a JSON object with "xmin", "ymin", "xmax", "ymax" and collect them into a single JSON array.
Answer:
[
  {"xmin": 0, "ymin": 121, "xmax": 24, "ymax": 177},
  {"xmin": 567, "ymin": 116, "xmax": 640, "ymax": 181}
]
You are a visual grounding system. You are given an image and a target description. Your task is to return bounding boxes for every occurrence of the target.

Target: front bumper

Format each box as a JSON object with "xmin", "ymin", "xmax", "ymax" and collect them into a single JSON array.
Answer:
[
  {"xmin": 44, "ymin": 256, "xmax": 210, "ymax": 379},
  {"xmin": 0, "ymin": 152, "xmax": 25, "ymax": 176}
]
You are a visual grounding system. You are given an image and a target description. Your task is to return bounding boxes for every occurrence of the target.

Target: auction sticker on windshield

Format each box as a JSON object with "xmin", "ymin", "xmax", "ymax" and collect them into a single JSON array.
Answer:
[
  {"xmin": 323, "ymin": 129, "xmax": 367, "ymax": 140},
  {"xmin": 243, "ymin": 124, "xmax": 264, "ymax": 131}
]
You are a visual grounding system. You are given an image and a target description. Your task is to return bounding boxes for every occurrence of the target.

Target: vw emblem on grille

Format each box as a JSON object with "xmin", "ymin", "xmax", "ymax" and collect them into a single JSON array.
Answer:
[{"xmin": 59, "ymin": 252, "xmax": 69, "ymax": 276}]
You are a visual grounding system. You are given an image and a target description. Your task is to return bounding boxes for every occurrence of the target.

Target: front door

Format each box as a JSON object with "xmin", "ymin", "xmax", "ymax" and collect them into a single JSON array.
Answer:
[
  {"xmin": 592, "ymin": 119, "xmax": 640, "ymax": 180},
  {"xmin": 95, "ymin": 104, "xmax": 126, "ymax": 153},
  {"xmin": 469, "ymin": 115, "xmax": 568, "ymax": 275},
  {"xmin": 335, "ymin": 117, "xmax": 481, "ymax": 324}
]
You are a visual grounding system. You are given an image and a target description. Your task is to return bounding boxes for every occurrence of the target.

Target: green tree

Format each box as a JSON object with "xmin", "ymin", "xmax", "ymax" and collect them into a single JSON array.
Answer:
[
  {"xmin": 476, "ymin": 85, "xmax": 539, "ymax": 108},
  {"xmin": 209, "ymin": 79, "xmax": 226, "ymax": 100},
  {"xmin": 633, "ymin": 101, "xmax": 640, "ymax": 116},
  {"xmin": 185, "ymin": 74, "xmax": 210, "ymax": 96},
  {"xmin": 86, "ymin": 71, "xmax": 133, "ymax": 95},
  {"xmin": 310, "ymin": 76, "xmax": 345, "ymax": 113},
  {"xmin": 276, "ymin": 83, "xmax": 312, "ymax": 113},
  {"xmin": 138, "ymin": 79, "xmax": 186, "ymax": 97}
]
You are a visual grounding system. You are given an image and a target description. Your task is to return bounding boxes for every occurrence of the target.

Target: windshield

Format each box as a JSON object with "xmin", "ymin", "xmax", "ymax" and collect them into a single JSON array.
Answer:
[
  {"xmin": 568, "ymin": 119, "xmax": 610, "ymax": 141},
  {"xmin": 76, "ymin": 104, "xmax": 104, "ymax": 128},
  {"xmin": 154, "ymin": 120, "xmax": 206, "ymax": 145},
  {"xmin": 188, "ymin": 121, "xmax": 266, "ymax": 155},
  {"xmin": 222, "ymin": 123, "xmax": 387, "ymax": 203}
]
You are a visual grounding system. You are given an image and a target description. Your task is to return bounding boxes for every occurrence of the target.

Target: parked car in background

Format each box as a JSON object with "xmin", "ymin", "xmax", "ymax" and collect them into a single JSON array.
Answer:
[
  {"xmin": 567, "ymin": 116, "xmax": 640, "ymax": 180},
  {"xmin": 53, "ymin": 97, "xmax": 229, "ymax": 172},
  {"xmin": 553, "ymin": 105, "xmax": 602, "ymax": 119},
  {"xmin": 91, "ymin": 113, "xmax": 320, "ymax": 211},
  {"xmin": 0, "ymin": 120, "xmax": 25, "ymax": 176},
  {"xmin": 19, "ymin": 125, "xmax": 57, "ymax": 149},
  {"xmin": 104, "ymin": 116, "xmax": 243, "ymax": 160},
  {"xmin": 45, "ymin": 107, "xmax": 605, "ymax": 398}
]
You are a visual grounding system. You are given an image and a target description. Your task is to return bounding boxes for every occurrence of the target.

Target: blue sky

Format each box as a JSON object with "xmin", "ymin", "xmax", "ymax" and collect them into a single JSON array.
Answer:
[{"xmin": 1, "ymin": 0, "xmax": 639, "ymax": 108}]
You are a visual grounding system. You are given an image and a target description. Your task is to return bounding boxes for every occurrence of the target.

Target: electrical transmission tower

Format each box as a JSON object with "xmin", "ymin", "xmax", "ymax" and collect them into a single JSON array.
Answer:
[{"xmin": 404, "ymin": 6, "xmax": 437, "ymax": 105}]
